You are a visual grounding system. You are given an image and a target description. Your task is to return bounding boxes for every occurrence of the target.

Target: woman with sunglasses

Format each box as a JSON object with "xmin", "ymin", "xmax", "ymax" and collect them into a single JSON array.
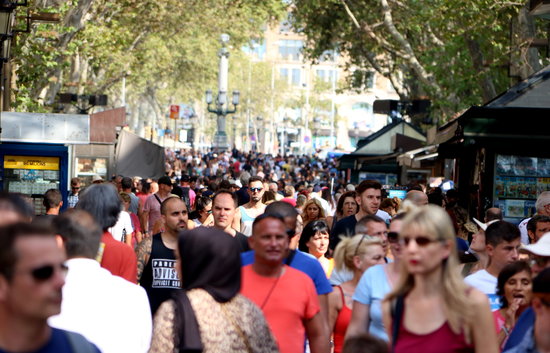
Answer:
[
  {"xmin": 328, "ymin": 234, "xmax": 385, "ymax": 353},
  {"xmin": 345, "ymin": 212, "xmax": 407, "ymax": 342},
  {"xmin": 382, "ymin": 205, "xmax": 498, "ymax": 353},
  {"xmin": 299, "ymin": 220, "xmax": 334, "ymax": 277}
]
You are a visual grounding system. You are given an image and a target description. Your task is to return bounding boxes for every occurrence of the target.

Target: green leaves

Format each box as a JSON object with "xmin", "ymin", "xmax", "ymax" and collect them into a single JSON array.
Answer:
[
  {"xmin": 290, "ymin": 0, "xmax": 534, "ymax": 122},
  {"xmin": 12, "ymin": 0, "xmax": 285, "ymax": 117}
]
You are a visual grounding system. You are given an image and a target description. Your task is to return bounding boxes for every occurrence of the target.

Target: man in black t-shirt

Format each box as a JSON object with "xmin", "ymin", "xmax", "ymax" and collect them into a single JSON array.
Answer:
[{"xmin": 135, "ymin": 196, "xmax": 188, "ymax": 314}]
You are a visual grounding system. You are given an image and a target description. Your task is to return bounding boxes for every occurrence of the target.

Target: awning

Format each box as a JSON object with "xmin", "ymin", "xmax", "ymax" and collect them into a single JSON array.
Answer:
[{"xmin": 397, "ymin": 145, "xmax": 439, "ymax": 167}]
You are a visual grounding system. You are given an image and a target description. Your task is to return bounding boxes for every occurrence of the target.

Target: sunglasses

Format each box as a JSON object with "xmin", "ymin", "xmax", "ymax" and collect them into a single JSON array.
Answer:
[
  {"xmin": 28, "ymin": 263, "xmax": 68, "ymax": 281},
  {"xmin": 71, "ymin": 186, "xmax": 80, "ymax": 190},
  {"xmin": 354, "ymin": 234, "xmax": 367, "ymax": 256},
  {"xmin": 250, "ymin": 187, "xmax": 263, "ymax": 193},
  {"xmin": 388, "ymin": 232, "xmax": 399, "ymax": 244},
  {"xmin": 399, "ymin": 236, "xmax": 442, "ymax": 247}
]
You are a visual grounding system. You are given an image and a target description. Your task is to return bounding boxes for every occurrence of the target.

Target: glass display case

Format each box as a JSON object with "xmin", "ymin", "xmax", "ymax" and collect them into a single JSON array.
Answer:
[
  {"xmin": 493, "ymin": 154, "xmax": 550, "ymax": 222},
  {"xmin": 3, "ymin": 155, "xmax": 61, "ymax": 214}
]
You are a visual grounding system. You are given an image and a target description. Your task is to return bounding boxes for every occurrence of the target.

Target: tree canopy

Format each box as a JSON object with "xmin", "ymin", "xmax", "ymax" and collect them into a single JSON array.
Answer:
[
  {"xmin": 11, "ymin": 0, "xmax": 286, "ymax": 137},
  {"xmin": 290, "ymin": 0, "xmax": 548, "ymax": 122}
]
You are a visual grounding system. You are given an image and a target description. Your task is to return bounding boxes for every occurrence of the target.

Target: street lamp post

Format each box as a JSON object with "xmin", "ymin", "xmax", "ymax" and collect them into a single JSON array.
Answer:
[
  {"xmin": 205, "ymin": 33, "xmax": 240, "ymax": 151},
  {"xmin": 313, "ymin": 117, "xmax": 321, "ymax": 150}
]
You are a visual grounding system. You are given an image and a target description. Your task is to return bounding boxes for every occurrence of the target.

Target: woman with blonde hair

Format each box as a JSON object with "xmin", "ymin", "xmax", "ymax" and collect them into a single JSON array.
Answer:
[
  {"xmin": 328, "ymin": 234, "xmax": 385, "ymax": 353},
  {"xmin": 381, "ymin": 205, "xmax": 498, "ymax": 353},
  {"xmin": 302, "ymin": 198, "xmax": 326, "ymax": 226}
]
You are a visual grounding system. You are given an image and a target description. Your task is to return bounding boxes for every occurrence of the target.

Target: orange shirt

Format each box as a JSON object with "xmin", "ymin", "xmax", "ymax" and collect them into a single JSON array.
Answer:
[{"xmin": 241, "ymin": 264, "xmax": 319, "ymax": 353}]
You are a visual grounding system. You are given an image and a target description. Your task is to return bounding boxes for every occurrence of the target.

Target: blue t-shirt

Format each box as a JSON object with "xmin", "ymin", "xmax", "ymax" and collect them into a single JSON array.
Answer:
[
  {"xmin": 0, "ymin": 328, "xmax": 100, "ymax": 353},
  {"xmin": 502, "ymin": 307, "xmax": 535, "ymax": 351},
  {"xmin": 241, "ymin": 250, "xmax": 333, "ymax": 295},
  {"xmin": 352, "ymin": 264, "xmax": 391, "ymax": 341}
]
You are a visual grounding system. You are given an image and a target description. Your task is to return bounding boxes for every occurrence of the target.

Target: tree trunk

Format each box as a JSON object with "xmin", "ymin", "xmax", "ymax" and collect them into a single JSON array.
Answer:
[
  {"xmin": 465, "ymin": 36, "xmax": 497, "ymax": 103},
  {"xmin": 510, "ymin": 4, "xmax": 542, "ymax": 80}
]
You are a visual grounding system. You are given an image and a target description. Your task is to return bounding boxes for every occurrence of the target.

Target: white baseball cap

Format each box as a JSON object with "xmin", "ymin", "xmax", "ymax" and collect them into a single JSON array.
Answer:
[
  {"xmin": 472, "ymin": 218, "xmax": 499, "ymax": 231},
  {"xmin": 521, "ymin": 233, "xmax": 550, "ymax": 256}
]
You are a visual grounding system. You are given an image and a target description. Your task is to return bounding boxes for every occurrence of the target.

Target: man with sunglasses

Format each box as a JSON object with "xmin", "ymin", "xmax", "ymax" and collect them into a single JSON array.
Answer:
[
  {"xmin": 49, "ymin": 210, "xmax": 152, "ymax": 353},
  {"xmin": 236, "ymin": 176, "xmax": 267, "ymax": 236},
  {"xmin": 67, "ymin": 177, "xmax": 81, "ymax": 209},
  {"xmin": 0, "ymin": 222, "xmax": 99, "ymax": 352},
  {"xmin": 465, "ymin": 221, "xmax": 521, "ymax": 311},
  {"xmin": 503, "ymin": 233, "xmax": 550, "ymax": 351}
]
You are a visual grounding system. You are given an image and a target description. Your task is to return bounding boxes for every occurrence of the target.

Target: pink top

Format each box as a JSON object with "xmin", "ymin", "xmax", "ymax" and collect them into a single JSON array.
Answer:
[
  {"xmin": 492, "ymin": 309, "xmax": 510, "ymax": 349},
  {"xmin": 492, "ymin": 309, "xmax": 505, "ymax": 335},
  {"xmin": 395, "ymin": 306, "xmax": 474, "ymax": 353}
]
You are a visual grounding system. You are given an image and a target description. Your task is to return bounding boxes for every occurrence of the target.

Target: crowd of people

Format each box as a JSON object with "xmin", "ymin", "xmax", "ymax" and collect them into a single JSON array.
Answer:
[{"xmin": 0, "ymin": 149, "xmax": 550, "ymax": 353}]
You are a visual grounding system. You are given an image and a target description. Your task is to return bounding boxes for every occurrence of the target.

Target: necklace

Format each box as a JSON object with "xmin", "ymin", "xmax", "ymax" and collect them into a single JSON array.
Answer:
[{"xmin": 260, "ymin": 266, "xmax": 284, "ymax": 310}]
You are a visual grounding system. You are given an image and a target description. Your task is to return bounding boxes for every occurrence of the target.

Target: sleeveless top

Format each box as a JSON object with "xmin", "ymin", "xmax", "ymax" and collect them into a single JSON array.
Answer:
[
  {"xmin": 395, "ymin": 306, "xmax": 474, "ymax": 353},
  {"xmin": 238, "ymin": 206, "xmax": 256, "ymax": 236},
  {"xmin": 140, "ymin": 233, "xmax": 181, "ymax": 315},
  {"xmin": 333, "ymin": 286, "xmax": 352, "ymax": 353}
]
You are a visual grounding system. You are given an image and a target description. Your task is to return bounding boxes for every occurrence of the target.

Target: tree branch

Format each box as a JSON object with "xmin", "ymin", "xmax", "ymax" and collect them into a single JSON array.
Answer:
[{"xmin": 378, "ymin": 0, "xmax": 443, "ymax": 97}]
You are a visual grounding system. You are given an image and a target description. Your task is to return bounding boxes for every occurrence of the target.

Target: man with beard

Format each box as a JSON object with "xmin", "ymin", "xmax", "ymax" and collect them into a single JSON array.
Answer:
[
  {"xmin": 136, "ymin": 196, "xmax": 188, "ymax": 314},
  {"xmin": 237, "ymin": 176, "xmax": 267, "ymax": 236}
]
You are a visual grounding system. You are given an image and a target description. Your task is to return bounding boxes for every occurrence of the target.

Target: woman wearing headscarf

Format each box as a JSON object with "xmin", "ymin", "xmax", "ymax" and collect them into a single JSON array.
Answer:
[{"xmin": 148, "ymin": 227, "xmax": 279, "ymax": 353}]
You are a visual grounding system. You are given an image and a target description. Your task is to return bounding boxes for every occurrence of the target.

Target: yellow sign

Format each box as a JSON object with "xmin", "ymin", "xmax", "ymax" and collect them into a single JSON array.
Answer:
[{"xmin": 4, "ymin": 155, "xmax": 60, "ymax": 170}]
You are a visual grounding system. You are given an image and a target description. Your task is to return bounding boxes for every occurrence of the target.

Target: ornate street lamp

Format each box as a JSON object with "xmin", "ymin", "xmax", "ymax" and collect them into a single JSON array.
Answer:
[{"xmin": 205, "ymin": 33, "xmax": 240, "ymax": 150}]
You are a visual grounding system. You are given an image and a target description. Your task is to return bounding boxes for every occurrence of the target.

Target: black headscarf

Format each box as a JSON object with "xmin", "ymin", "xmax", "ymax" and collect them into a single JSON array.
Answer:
[{"xmin": 174, "ymin": 227, "xmax": 242, "ymax": 352}]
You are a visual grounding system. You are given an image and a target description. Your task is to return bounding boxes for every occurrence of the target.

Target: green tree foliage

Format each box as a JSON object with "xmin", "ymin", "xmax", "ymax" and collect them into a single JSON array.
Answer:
[
  {"xmin": 12, "ymin": 0, "xmax": 286, "ymax": 126},
  {"xmin": 290, "ymin": 0, "xmax": 548, "ymax": 122}
]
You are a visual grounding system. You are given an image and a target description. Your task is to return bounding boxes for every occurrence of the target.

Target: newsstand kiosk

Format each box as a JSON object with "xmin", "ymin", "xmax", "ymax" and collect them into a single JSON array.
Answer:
[{"xmin": 0, "ymin": 112, "xmax": 89, "ymax": 214}]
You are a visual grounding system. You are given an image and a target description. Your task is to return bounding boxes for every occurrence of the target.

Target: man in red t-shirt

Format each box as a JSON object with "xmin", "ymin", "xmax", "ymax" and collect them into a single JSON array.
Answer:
[{"xmin": 241, "ymin": 214, "xmax": 329, "ymax": 353}]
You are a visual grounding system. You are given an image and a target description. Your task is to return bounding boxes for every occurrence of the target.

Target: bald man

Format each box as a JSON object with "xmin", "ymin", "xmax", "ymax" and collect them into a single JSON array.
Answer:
[{"xmin": 404, "ymin": 190, "xmax": 428, "ymax": 206}]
